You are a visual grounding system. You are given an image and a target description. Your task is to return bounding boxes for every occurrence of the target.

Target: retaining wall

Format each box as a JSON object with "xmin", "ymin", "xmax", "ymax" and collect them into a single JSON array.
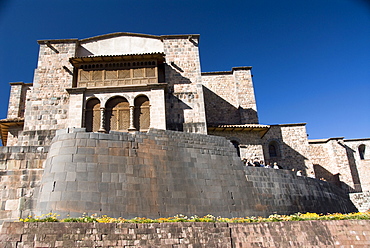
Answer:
[
  {"xmin": 36, "ymin": 128, "xmax": 258, "ymax": 218},
  {"xmin": 1, "ymin": 220, "xmax": 369, "ymax": 247},
  {"xmin": 244, "ymin": 167, "xmax": 356, "ymax": 214},
  {"xmin": 35, "ymin": 128, "xmax": 356, "ymax": 219}
]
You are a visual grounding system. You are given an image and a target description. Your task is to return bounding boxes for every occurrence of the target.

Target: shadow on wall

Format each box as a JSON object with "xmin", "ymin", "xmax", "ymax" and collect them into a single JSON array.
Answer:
[
  {"xmin": 164, "ymin": 64, "xmax": 192, "ymax": 131},
  {"xmin": 202, "ymin": 86, "xmax": 257, "ymax": 125},
  {"xmin": 266, "ymin": 141, "xmax": 309, "ymax": 174},
  {"xmin": 77, "ymin": 46, "xmax": 94, "ymax": 56},
  {"xmin": 342, "ymin": 143, "xmax": 362, "ymax": 192},
  {"xmin": 166, "ymin": 94, "xmax": 191, "ymax": 131},
  {"xmin": 203, "ymin": 86, "xmax": 240, "ymax": 125},
  {"xmin": 164, "ymin": 63, "xmax": 192, "ymax": 89},
  {"xmin": 313, "ymin": 164, "xmax": 341, "ymax": 188},
  {"xmin": 262, "ymin": 127, "xmax": 309, "ymax": 174},
  {"xmin": 313, "ymin": 143, "xmax": 362, "ymax": 194}
]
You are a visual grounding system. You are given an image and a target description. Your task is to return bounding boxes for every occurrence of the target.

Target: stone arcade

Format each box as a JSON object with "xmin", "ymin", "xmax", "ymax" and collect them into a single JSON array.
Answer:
[{"xmin": 0, "ymin": 33, "xmax": 368, "ymax": 221}]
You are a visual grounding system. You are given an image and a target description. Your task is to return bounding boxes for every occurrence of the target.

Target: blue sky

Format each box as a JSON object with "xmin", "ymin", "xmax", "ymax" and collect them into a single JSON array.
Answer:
[{"xmin": 0, "ymin": 0, "xmax": 369, "ymax": 139}]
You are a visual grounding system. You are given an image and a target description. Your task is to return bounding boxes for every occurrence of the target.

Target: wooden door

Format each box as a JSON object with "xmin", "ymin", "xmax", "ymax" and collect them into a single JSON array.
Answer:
[
  {"xmin": 85, "ymin": 98, "xmax": 101, "ymax": 132},
  {"xmin": 106, "ymin": 97, "xmax": 130, "ymax": 132},
  {"xmin": 134, "ymin": 96, "xmax": 150, "ymax": 132}
]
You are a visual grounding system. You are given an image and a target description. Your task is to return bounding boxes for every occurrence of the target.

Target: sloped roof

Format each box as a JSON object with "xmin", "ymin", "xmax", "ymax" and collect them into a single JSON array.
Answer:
[
  {"xmin": 207, "ymin": 124, "xmax": 270, "ymax": 138},
  {"xmin": 69, "ymin": 52, "xmax": 165, "ymax": 66},
  {"xmin": 0, "ymin": 118, "xmax": 24, "ymax": 146}
]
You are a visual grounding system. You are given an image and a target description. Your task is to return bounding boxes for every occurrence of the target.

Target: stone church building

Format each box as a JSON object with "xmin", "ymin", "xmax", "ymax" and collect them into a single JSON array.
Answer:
[{"xmin": 0, "ymin": 33, "xmax": 368, "ymax": 219}]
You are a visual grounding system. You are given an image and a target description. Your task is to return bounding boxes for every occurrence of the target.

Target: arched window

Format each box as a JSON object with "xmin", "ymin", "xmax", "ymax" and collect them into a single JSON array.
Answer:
[
  {"xmin": 230, "ymin": 140, "xmax": 240, "ymax": 157},
  {"xmin": 358, "ymin": 144, "xmax": 366, "ymax": 160},
  {"xmin": 268, "ymin": 141, "xmax": 280, "ymax": 158},
  {"xmin": 134, "ymin": 96, "xmax": 150, "ymax": 132},
  {"xmin": 105, "ymin": 97, "xmax": 130, "ymax": 133},
  {"xmin": 85, "ymin": 98, "xmax": 101, "ymax": 132}
]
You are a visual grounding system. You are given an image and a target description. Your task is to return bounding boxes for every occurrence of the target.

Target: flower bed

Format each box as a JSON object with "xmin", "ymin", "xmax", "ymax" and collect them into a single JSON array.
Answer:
[{"xmin": 19, "ymin": 212, "xmax": 370, "ymax": 223}]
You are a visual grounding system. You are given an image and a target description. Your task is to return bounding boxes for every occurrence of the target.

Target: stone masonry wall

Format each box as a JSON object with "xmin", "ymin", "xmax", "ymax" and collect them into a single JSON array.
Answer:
[
  {"xmin": 163, "ymin": 36, "xmax": 201, "ymax": 88},
  {"xmin": 23, "ymin": 41, "xmax": 77, "ymax": 132},
  {"xmin": 163, "ymin": 36, "xmax": 207, "ymax": 134},
  {"xmin": 202, "ymin": 68, "xmax": 258, "ymax": 125},
  {"xmin": 35, "ymin": 128, "xmax": 356, "ymax": 220},
  {"xmin": 0, "ymin": 146, "xmax": 48, "ymax": 224},
  {"xmin": 233, "ymin": 69, "xmax": 258, "ymax": 124},
  {"xmin": 0, "ymin": 128, "xmax": 357, "ymax": 225},
  {"xmin": 0, "ymin": 146, "xmax": 49, "ymax": 170},
  {"xmin": 309, "ymin": 138, "xmax": 360, "ymax": 193},
  {"xmin": 262, "ymin": 124, "xmax": 313, "ymax": 173},
  {"xmin": 244, "ymin": 167, "xmax": 356, "ymax": 214},
  {"xmin": 15, "ymin": 130, "xmax": 56, "ymax": 146},
  {"xmin": 1, "ymin": 220, "xmax": 369, "ymax": 247},
  {"xmin": 7, "ymin": 83, "xmax": 23, "ymax": 119},
  {"xmin": 202, "ymin": 73, "xmax": 240, "ymax": 125},
  {"xmin": 5, "ymin": 82, "xmax": 32, "ymax": 146},
  {"xmin": 208, "ymin": 130, "xmax": 264, "ymax": 161},
  {"xmin": 0, "ymin": 169, "xmax": 43, "ymax": 224},
  {"xmin": 350, "ymin": 191, "xmax": 370, "ymax": 212},
  {"xmin": 7, "ymin": 82, "xmax": 31, "ymax": 119},
  {"xmin": 6, "ymin": 125, "xmax": 24, "ymax": 147},
  {"xmin": 343, "ymin": 139, "xmax": 370, "ymax": 192},
  {"xmin": 36, "ymin": 128, "xmax": 260, "ymax": 219}
]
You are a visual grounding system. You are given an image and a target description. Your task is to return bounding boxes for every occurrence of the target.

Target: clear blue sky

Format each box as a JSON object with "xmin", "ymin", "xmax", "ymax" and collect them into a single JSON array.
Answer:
[{"xmin": 0, "ymin": 0, "xmax": 369, "ymax": 139}]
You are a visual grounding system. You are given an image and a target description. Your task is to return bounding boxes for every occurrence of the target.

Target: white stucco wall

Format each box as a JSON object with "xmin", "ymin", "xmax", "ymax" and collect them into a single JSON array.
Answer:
[{"xmin": 77, "ymin": 36, "xmax": 164, "ymax": 56}]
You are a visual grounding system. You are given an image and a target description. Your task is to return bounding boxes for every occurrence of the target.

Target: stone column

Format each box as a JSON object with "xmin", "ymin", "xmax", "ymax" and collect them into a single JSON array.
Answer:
[
  {"xmin": 128, "ymin": 105, "xmax": 136, "ymax": 131},
  {"xmin": 98, "ymin": 107, "xmax": 106, "ymax": 133}
]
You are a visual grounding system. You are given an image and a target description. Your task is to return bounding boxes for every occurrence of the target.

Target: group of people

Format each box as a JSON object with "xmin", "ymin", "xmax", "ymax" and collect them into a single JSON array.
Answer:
[
  {"xmin": 292, "ymin": 168, "xmax": 305, "ymax": 177},
  {"xmin": 243, "ymin": 158, "xmax": 325, "ymax": 180},
  {"xmin": 242, "ymin": 159, "xmax": 283, "ymax": 169}
]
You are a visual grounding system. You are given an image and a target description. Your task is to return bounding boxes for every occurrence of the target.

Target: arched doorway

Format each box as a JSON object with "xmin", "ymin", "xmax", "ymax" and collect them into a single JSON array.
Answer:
[
  {"xmin": 358, "ymin": 144, "xmax": 365, "ymax": 160},
  {"xmin": 268, "ymin": 141, "xmax": 280, "ymax": 158},
  {"xmin": 134, "ymin": 96, "xmax": 150, "ymax": 132},
  {"xmin": 85, "ymin": 98, "xmax": 101, "ymax": 132},
  {"xmin": 105, "ymin": 96, "xmax": 130, "ymax": 132}
]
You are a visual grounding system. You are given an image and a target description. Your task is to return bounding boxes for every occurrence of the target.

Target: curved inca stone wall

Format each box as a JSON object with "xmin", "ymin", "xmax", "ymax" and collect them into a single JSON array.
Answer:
[
  {"xmin": 35, "ymin": 128, "xmax": 356, "ymax": 218},
  {"xmin": 243, "ymin": 167, "xmax": 357, "ymax": 214}
]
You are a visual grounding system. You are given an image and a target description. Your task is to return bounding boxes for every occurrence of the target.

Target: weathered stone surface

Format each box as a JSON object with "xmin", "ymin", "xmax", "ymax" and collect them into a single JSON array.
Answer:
[
  {"xmin": 309, "ymin": 138, "xmax": 370, "ymax": 193},
  {"xmin": 34, "ymin": 128, "xmax": 356, "ymax": 219},
  {"xmin": 0, "ymin": 220, "xmax": 369, "ymax": 247}
]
